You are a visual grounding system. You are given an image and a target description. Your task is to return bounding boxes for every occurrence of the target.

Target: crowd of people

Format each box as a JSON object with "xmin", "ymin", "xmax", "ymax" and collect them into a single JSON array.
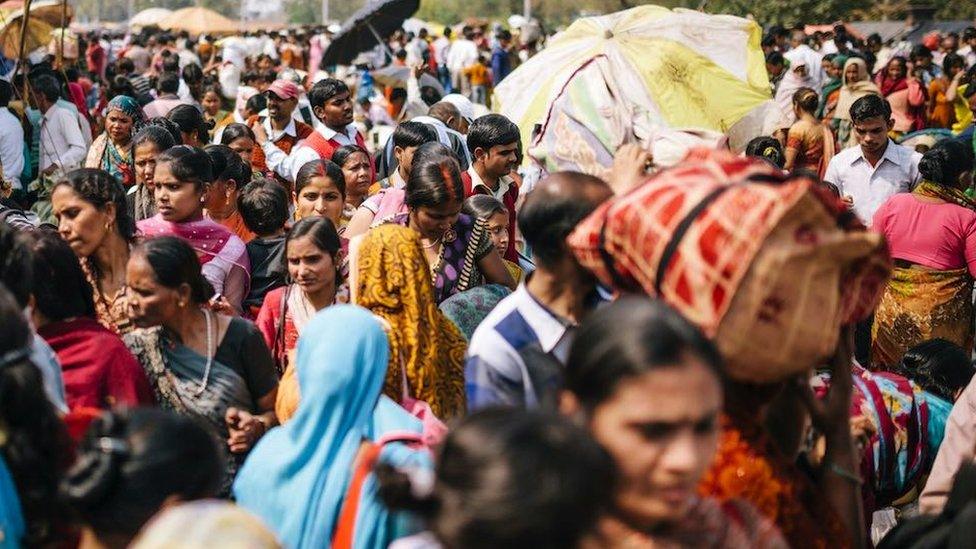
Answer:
[{"xmin": 1, "ymin": 13, "xmax": 976, "ymax": 549}]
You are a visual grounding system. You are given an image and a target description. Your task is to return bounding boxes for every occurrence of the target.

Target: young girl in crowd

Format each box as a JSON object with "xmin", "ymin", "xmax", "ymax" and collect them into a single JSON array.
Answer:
[
  {"xmin": 130, "ymin": 125, "xmax": 177, "ymax": 222},
  {"xmin": 122, "ymin": 236, "xmax": 278, "ymax": 495},
  {"xmin": 293, "ymin": 159, "xmax": 346, "ymax": 226},
  {"xmin": 61, "ymin": 408, "xmax": 223, "ymax": 549},
  {"xmin": 462, "ymin": 194, "xmax": 522, "ymax": 283},
  {"xmin": 167, "ymin": 104, "xmax": 212, "ymax": 148},
  {"xmin": 52, "ymin": 168, "xmax": 138, "ymax": 335},
  {"xmin": 220, "ymin": 123, "xmax": 258, "ymax": 168},
  {"xmin": 256, "ymin": 217, "xmax": 345, "ymax": 419},
  {"xmin": 137, "ymin": 145, "xmax": 251, "ymax": 315},
  {"xmin": 201, "ymin": 83, "xmax": 229, "ymax": 138}
]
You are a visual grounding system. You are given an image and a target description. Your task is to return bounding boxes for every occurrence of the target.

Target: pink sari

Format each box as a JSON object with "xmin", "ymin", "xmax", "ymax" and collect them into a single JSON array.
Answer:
[{"xmin": 138, "ymin": 215, "xmax": 252, "ymax": 314}]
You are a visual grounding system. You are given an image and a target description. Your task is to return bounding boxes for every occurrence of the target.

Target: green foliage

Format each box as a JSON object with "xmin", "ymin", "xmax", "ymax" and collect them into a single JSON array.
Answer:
[{"xmin": 415, "ymin": 0, "xmax": 975, "ymax": 28}]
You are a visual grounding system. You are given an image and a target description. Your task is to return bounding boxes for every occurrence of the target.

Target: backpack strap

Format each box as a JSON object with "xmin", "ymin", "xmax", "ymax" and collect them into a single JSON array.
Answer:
[
  {"xmin": 331, "ymin": 432, "xmax": 425, "ymax": 549},
  {"xmin": 271, "ymin": 286, "xmax": 291, "ymax": 377}
]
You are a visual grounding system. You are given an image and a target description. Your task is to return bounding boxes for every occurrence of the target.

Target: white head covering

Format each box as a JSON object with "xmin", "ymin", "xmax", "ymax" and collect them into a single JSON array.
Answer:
[{"xmin": 442, "ymin": 94, "xmax": 475, "ymax": 123}]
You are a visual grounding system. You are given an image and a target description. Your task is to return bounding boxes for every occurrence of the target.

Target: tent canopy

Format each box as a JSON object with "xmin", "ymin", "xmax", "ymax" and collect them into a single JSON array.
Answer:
[
  {"xmin": 159, "ymin": 6, "xmax": 238, "ymax": 36},
  {"xmin": 129, "ymin": 7, "xmax": 172, "ymax": 28}
]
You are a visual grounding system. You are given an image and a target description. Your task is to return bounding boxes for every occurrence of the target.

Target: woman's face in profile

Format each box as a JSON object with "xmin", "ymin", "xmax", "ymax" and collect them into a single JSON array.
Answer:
[{"xmin": 584, "ymin": 359, "xmax": 723, "ymax": 530}]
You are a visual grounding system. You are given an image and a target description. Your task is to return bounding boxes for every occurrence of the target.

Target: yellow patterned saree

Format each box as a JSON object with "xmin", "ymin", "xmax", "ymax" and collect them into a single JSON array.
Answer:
[{"xmin": 872, "ymin": 266, "xmax": 974, "ymax": 368}]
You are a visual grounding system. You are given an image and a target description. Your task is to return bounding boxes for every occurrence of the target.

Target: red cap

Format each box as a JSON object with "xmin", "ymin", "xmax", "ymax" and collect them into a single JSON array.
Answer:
[{"xmin": 265, "ymin": 79, "xmax": 300, "ymax": 100}]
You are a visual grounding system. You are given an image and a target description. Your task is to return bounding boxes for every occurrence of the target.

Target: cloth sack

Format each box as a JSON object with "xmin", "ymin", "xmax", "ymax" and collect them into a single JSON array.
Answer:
[{"xmin": 568, "ymin": 148, "xmax": 890, "ymax": 382}]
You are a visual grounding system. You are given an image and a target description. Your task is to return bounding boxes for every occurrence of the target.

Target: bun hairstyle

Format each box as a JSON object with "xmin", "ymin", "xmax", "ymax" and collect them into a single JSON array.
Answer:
[
  {"xmin": 405, "ymin": 142, "xmax": 463, "ymax": 210},
  {"xmin": 792, "ymin": 87, "xmax": 820, "ymax": 115},
  {"xmin": 142, "ymin": 117, "xmax": 183, "ymax": 145},
  {"xmin": 157, "ymin": 146, "xmax": 213, "ymax": 190},
  {"xmin": 895, "ymin": 339, "xmax": 975, "ymax": 402},
  {"xmin": 55, "ymin": 168, "xmax": 137, "ymax": 242},
  {"xmin": 61, "ymin": 408, "xmax": 223, "ymax": 540},
  {"xmin": 167, "ymin": 103, "xmax": 213, "ymax": 145},
  {"xmin": 134, "ymin": 236, "xmax": 215, "ymax": 305},
  {"xmin": 0, "ymin": 283, "xmax": 71, "ymax": 546},
  {"xmin": 204, "ymin": 144, "xmax": 252, "ymax": 186},
  {"xmin": 745, "ymin": 136, "xmax": 785, "ymax": 169},
  {"xmin": 918, "ymin": 139, "xmax": 974, "ymax": 189},
  {"xmin": 378, "ymin": 409, "xmax": 615, "ymax": 549}
]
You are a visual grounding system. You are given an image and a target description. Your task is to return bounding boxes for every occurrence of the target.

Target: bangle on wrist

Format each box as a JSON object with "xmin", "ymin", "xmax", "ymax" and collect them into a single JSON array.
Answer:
[{"xmin": 826, "ymin": 462, "xmax": 862, "ymax": 485}]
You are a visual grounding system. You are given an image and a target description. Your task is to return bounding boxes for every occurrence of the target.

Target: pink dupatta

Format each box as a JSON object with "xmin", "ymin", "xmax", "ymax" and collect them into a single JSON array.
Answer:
[{"xmin": 137, "ymin": 215, "xmax": 251, "ymax": 309}]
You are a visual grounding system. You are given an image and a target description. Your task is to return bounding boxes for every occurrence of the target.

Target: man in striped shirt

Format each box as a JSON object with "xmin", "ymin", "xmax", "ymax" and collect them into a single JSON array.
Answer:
[{"xmin": 465, "ymin": 172, "xmax": 613, "ymax": 411}]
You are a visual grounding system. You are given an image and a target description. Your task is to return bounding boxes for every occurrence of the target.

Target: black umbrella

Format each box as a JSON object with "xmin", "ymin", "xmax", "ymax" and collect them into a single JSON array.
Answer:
[{"xmin": 320, "ymin": 0, "xmax": 419, "ymax": 68}]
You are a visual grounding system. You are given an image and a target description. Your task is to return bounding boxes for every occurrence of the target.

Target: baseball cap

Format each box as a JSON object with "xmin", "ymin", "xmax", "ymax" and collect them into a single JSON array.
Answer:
[{"xmin": 265, "ymin": 79, "xmax": 300, "ymax": 100}]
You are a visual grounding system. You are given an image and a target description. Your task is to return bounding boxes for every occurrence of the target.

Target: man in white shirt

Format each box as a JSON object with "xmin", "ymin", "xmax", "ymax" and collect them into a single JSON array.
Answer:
[
  {"xmin": 446, "ymin": 26, "xmax": 479, "ymax": 98},
  {"xmin": 254, "ymin": 78, "xmax": 367, "ymax": 184},
  {"xmin": 823, "ymin": 94, "xmax": 922, "ymax": 227},
  {"xmin": 0, "ymin": 81, "xmax": 24, "ymax": 190},
  {"xmin": 30, "ymin": 74, "xmax": 86, "ymax": 176}
]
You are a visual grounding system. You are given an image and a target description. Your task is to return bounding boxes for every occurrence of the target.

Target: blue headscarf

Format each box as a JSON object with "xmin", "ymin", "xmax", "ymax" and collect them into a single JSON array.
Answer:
[
  {"xmin": 233, "ymin": 305, "xmax": 429, "ymax": 549},
  {"xmin": 0, "ymin": 455, "xmax": 24, "ymax": 549},
  {"xmin": 104, "ymin": 94, "xmax": 145, "ymax": 124}
]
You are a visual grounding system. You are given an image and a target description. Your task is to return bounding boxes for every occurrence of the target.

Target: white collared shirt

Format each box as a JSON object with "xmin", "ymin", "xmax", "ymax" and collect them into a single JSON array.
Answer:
[
  {"xmin": 823, "ymin": 140, "xmax": 922, "ymax": 226},
  {"xmin": 318, "ymin": 123, "xmax": 359, "ymax": 146},
  {"xmin": 262, "ymin": 115, "xmax": 298, "ymax": 143},
  {"xmin": 466, "ymin": 164, "xmax": 513, "ymax": 201},
  {"xmin": 39, "ymin": 104, "xmax": 87, "ymax": 173},
  {"xmin": 0, "ymin": 107, "xmax": 24, "ymax": 189},
  {"xmin": 262, "ymin": 124, "xmax": 360, "ymax": 183}
]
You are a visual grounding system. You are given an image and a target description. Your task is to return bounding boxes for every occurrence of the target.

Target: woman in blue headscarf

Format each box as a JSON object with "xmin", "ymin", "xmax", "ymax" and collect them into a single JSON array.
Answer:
[
  {"xmin": 233, "ymin": 305, "xmax": 430, "ymax": 549},
  {"xmin": 85, "ymin": 95, "xmax": 145, "ymax": 187},
  {"xmin": 0, "ymin": 456, "xmax": 25, "ymax": 549}
]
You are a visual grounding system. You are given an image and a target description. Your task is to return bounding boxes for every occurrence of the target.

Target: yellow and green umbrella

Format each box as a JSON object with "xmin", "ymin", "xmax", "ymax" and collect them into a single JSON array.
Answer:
[{"xmin": 493, "ymin": 5, "xmax": 773, "ymax": 176}]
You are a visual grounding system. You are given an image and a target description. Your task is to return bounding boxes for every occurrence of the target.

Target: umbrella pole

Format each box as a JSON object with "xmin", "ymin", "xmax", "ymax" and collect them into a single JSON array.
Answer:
[
  {"xmin": 17, "ymin": 0, "xmax": 33, "ymax": 101},
  {"xmin": 58, "ymin": 0, "xmax": 67, "ymax": 69},
  {"xmin": 366, "ymin": 21, "xmax": 394, "ymax": 60}
]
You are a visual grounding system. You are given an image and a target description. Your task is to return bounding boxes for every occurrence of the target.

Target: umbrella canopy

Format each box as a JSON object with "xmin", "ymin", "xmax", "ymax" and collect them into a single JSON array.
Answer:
[
  {"xmin": 493, "ymin": 6, "xmax": 772, "ymax": 177},
  {"xmin": 0, "ymin": 4, "xmax": 63, "ymax": 59},
  {"xmin": 0, "ymin": 0, "xmax": 71, "ymax": 29},
  {"xmin": 129, "ymin": 7, "xmax": 172, "ymax": 28},
  {"xmin": 372, "ymin": 65, "xmax": 445, "ymax": 96},
  {"xmin": 159, "ymin": 6, "xmax": 238, "ymax": 36},
  {"xmin": 320, "ymin": 0, "xmax": 419, "ymax": 68}
]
